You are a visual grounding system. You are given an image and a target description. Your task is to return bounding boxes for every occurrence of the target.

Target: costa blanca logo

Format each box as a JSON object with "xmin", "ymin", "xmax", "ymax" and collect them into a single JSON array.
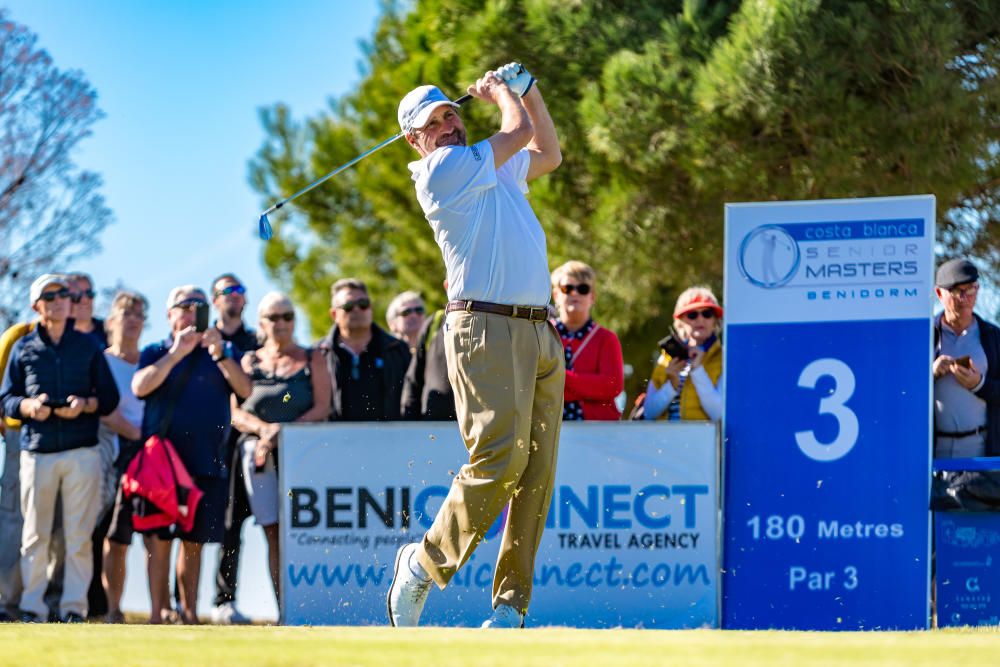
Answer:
[{"xmin": 738, "ymin": 225, "xmax": 800, "ymax": 288}]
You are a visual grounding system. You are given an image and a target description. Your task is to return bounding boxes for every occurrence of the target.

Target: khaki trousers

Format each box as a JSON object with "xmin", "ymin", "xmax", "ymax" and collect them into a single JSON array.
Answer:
[
  {"xmin": 418, "ymin": 311, "xmax": 564, "ymax": 613},
  {"xmin": 19, "ymin": 446, "xmax": 102, "ymax": 618}
]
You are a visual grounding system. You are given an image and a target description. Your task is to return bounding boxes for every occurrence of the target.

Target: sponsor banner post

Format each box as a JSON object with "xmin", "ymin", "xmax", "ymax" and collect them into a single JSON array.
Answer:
[
  {"xmin": 279, "ymin": 421, "xmax": 719, "ymax": 628},
  {"xmin": 935, "ymin": 512, "xmax": 1000, "ymax": 627},
  {"xmin": 723, "ymin": 195, "xmax": 934, "ymax": 630}
]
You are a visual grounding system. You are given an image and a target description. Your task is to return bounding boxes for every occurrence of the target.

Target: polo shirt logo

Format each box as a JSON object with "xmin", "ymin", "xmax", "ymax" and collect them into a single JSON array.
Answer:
[{"xmin": 471, "ymin": 145, "xmax": 481, "ymax": 161}]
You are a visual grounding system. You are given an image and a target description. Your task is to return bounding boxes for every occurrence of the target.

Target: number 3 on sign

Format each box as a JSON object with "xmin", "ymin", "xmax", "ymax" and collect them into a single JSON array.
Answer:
[{"xmin": 794, "ymin": 358, "xmax": 859, "ymax": 462}]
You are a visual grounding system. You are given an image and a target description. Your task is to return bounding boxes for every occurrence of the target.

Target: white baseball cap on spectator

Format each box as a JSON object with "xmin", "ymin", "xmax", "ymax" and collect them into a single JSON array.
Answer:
[
  {"xmin": 398, "ymin": 85, "xmax": 459, "ymax": 133},
  {"xmin": 29, "ymin": 273, "xmax": 69, "ymax": 305}
]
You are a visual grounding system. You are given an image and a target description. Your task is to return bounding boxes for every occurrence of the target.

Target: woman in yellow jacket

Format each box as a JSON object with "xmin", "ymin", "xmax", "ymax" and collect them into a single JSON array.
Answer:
[{"xmin": 643, "ymin": 287, "xmax": 722, "ymax": 422}]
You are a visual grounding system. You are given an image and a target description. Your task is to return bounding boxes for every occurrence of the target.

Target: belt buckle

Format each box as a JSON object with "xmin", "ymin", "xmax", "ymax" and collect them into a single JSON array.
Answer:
[{"xmin": 465, "ymin": 300, "xmax": 472, "ymax": 313}]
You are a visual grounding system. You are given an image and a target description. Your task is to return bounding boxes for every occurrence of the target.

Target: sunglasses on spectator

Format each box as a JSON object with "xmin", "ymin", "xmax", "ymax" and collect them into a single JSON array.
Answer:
[
  {"xmin": 400, "ymin": 306, "xmax": 424, "ymax": 317},
  {"xmin": 172, "ymin": 299, "xmax": 207, "ymax": 311},
  {"xmin": 37, "ymin": 288, "xmax": 71, "ymax": 303},
  {"xmin": 947, "ymin": 282, "xmax": 979, "ymax": 299},
  {"xmin": 684, "ymin": 309, "xmax": 717, "ymax": 321},
  {"xmin": 70, "ymin": 289, "xmax": 96, "ymax": 303},
  {"xmin": 339, "ymin": 298, "xmax": 371, "ymax": 313},
  {"xmin": 215, "ymin": 284, "xmax": 246, "ymax": 297},
  {"xmin": 263, "ymin": 312, "xmax": 295, "ymax": 322},
  {"xmin": 558, "ymin": 283, "xmax": 592, "ymax": 295}
]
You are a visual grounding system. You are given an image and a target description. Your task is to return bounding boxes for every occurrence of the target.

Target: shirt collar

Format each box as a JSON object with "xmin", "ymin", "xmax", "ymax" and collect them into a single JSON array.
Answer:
[{"xmin": 556, "ymin": 319, "xmax": 595, "ymax": 340}]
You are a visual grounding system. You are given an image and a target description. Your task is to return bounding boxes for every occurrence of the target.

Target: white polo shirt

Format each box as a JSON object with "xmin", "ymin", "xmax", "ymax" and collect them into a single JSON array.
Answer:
[{"xmin": 409, "ymin": 140, "xmax": 550, "ymax": 306}]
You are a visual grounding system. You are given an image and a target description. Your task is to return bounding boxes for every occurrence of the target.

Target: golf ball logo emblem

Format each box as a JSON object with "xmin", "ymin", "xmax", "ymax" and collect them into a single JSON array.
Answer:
[{"xmin": 738, "ymin": 225, "xmax": 800, "ymax": 288}]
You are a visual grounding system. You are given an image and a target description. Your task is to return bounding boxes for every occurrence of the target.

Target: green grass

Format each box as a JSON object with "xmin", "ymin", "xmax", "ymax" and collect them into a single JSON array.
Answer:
[{"xmin": 1, "ymin": 625, "xmax": 998, "ymax": 667}]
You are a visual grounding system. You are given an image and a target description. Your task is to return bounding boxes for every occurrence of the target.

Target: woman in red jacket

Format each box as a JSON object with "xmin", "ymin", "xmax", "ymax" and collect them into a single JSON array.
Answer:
[{"xmin": 550, "ymin": 261, "xmax": 624, "ymax": 421}]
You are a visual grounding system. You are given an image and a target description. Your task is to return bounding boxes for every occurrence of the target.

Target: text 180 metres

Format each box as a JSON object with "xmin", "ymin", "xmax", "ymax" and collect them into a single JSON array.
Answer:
[{"xmin": 746, "ymin": 515, "xmax": 904, "ymax": 541}]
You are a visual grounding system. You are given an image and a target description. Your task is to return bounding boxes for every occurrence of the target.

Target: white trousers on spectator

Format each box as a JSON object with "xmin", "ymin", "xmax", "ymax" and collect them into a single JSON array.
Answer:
[{"xmin": 19, "ymin": 446, "xmax": 102, "ymax": 618}]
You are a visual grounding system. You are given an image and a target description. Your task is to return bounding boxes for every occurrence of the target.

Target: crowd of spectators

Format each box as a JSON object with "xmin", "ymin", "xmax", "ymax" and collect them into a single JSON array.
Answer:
[
  {"xmin": 0, "ymin": 263, "xmax": 666, "ymax": 624},
  {"xmin": 9, "ymin": 256, "xmax": 986, "ymax": 624}
]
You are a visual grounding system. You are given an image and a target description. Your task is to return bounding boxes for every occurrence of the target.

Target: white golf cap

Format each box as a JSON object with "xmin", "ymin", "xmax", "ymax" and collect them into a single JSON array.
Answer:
[
  {"xmin": 29, "ymin": 273, "xmax": 69, "ymax": 305},
  {"xmin": 398, "ymin": 85, "xmax": 459, "ymax": 133}
]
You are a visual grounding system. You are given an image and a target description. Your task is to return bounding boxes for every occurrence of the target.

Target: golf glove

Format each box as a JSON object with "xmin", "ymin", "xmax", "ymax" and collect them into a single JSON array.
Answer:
[{"xmin": 496, "ymin": 62, "xmax": 535, "ymax": 98}]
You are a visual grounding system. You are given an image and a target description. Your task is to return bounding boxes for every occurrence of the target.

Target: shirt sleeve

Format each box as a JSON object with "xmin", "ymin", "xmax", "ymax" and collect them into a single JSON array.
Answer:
[
  {"xmin": 418, "ymin": 141, "xmax": 497, "ymax": 214},
  {"xmin": 643, "ymin": 377, "xmax": 676, "ymax": 420},
  {"xmin": 689, "ymin": 366, "xmax": 723, "ymax": 422},
  {"xmin": 138, "ymin": 343, "xmax": 167, "ymax": 371},
  {"xmin": 0, "ymin": 341, "xmax": 26, "ymax": 419},
  {"xmin": 496, "ymin": 148, "xmax": 531, "ymax": 195},
  {"xmin": 91, "ymin": 350, "xmax": 121, "ymax": 416}
]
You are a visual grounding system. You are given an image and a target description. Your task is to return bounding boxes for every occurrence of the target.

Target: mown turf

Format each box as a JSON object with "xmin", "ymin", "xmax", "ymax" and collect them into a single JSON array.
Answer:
[{"xmin": 1, "ymin": 625, "xmax": 997, "ymax": 667}]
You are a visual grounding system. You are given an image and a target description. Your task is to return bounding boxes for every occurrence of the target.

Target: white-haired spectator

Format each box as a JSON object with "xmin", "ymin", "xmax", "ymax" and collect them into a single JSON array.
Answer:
[
  {"xmin": 643, "ymin": 286, "xmax": 723, "ymax": 422},
  {"xmin": 385, "ymin": 290, "xmax": 426, "ymax": 352},
  {"xmin": 230, "ymin": 291, "xmax": 331, "ymax": 606}
]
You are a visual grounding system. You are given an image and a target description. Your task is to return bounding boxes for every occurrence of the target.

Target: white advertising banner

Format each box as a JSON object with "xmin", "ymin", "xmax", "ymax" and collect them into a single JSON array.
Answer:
[{"xmin": 279, "ymin": 421, "xmax": 719, "ymax": 628}]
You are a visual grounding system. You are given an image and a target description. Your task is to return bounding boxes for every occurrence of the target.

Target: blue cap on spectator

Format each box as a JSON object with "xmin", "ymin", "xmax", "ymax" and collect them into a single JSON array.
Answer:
[
  {"xmin": 398, "ymin": 85, "xmax": 459, "ymax": 133},
  {"xmin": 936, "ymin": 259, "xmax": 979, "ymax": 290},
  {"xmin": 29, "ymin": 273, "xmax": 68, "ymax": 305}
]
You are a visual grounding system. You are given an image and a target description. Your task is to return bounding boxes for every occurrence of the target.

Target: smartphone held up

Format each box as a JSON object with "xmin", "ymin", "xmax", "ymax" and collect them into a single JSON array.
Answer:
[{"xmin": 195, "ymin": 302, "xmax": 209, "ymax": 333}]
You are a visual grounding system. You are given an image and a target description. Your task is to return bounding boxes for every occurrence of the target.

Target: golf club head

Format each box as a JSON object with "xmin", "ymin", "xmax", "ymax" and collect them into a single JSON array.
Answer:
[{"xmin": 258, "ymin": 213, "xmax": 273, "ymax": 241}]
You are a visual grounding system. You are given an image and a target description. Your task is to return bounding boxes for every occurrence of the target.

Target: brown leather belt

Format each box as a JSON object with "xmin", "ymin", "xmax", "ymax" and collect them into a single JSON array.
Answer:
[{"xmin": 446, "ymin": 300, "xmax": 549, "ymax": 322}]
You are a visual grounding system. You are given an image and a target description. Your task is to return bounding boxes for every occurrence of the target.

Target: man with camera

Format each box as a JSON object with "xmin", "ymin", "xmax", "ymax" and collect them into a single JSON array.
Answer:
[
  {"xmin": 0, "ymin": 273, "xmax": 120, "ymax": 622},
  {"xmin": 933, "ymin": 258, "xmax": 1000, "ymax": 459},
  {"xmin": 131, "ymin": 285, "xmax": 250, "ymax": 624}
]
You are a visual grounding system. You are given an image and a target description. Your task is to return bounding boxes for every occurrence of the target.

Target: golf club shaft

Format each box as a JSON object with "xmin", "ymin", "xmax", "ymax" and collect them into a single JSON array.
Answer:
[{"xmin": 261, "ymin": 93, "xmax": 473, "ymax": 217}]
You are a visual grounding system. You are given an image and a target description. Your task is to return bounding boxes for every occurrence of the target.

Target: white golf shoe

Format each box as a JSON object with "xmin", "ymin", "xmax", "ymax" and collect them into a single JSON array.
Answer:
[
  {"xmin": 387, "ymin": 543, "xmax": 432, "ymax": 627},
  {"xmin": 481, "ymin": 605, "xmax": 525, "ymax": 628},
  {"xmin": 211, "ymin": 602, "xmax": 251, "ymax": 625}
]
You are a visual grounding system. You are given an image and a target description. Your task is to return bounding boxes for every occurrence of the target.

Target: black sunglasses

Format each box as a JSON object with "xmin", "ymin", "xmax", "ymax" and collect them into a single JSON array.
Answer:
[
  {"xmin": 684, "ymin": 308, "xmax": 717, "ymax": 321},
  {"xmin": 400, "ymin": 306, "xmax": 425, "ymax": 317},
  {"xmin": 558, "ymin": 283, "xmax": 591, "ymax": 295},
  {"xmin": 263, "ymin": 312, "xmax": 295, "ymax": 322},
  {"xmin": 37, "ymin": 288, "xmax": 71, "ymax": 303},
  {"xmin": 214, "ymin": 284, "xmax": 246, "ymax": 298},
  {"xmin": 172, "ymin": 299, "xmax": 207, "ymax": 311},
  {"xmin": 339, "ymin": 297, "xmax": 371, "ymax": 313},
  {"xmin": 70, "ymin": 288, "xmax": 97, "ymax": 303}
]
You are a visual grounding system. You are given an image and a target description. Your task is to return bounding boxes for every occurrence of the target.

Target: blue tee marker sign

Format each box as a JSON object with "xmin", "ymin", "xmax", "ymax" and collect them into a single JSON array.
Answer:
[{"xmin": 722, "ymin": 196, "xmax": 934, "ymax": 630}]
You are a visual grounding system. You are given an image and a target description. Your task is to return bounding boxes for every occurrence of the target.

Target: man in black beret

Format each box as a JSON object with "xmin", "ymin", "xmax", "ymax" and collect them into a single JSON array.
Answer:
[{"xmin": 933, "ymin": 258, "xmax": 1000, "ymax": 458}]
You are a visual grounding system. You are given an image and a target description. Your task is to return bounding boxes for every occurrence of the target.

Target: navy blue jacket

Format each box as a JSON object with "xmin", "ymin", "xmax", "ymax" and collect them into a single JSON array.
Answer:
[{"xmin": 0, "ymin": 321, "xmax": 120, "ymax": 453}]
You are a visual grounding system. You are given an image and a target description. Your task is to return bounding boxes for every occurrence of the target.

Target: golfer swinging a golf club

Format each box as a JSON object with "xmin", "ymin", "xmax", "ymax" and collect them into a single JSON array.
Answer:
[{"xmin": 387, "ymin": 62, "xmax": 564, "ymax": 629}]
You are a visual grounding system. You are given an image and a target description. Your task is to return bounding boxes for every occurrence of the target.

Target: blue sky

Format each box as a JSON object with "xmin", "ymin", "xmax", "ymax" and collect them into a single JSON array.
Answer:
[{"xmin": 5, "ymin": 0, "xmax": 382, "ymax": 342}]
